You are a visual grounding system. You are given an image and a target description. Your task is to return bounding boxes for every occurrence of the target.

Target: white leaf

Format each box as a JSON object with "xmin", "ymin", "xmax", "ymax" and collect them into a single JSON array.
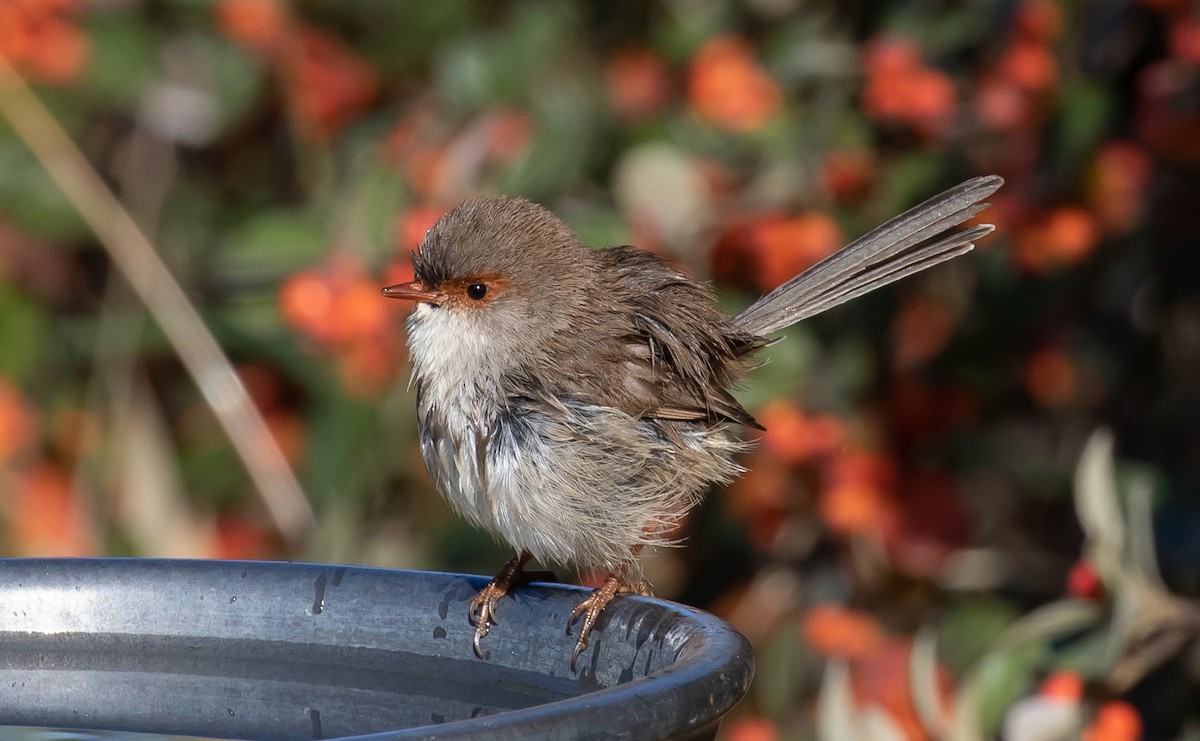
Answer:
[
  {"xmin": 817, "ymin": 659, "xmax": 859, "ymax": 741},
  {"xmin": 911, "ymin": 625, "xmax": 950, "ymax": 736},
  {"xmin": 1074, "ymin": 428, "xmax": 1125, "ymax": 586}
]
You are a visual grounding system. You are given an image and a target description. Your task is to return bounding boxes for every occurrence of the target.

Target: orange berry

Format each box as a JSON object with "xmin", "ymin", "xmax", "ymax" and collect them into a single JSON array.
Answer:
[
  {"xmin": 820, "ymin": 480, "xmax": 890, "ymax": 536},
  {"xmin": 1015, "ymin": 0, "xmax": 1064, "ymax": 43},
  {"xmin": 750, "ymin": 212, "xmax": 842, "ymax": 292},
  {"xmin": 891, "ymin": 296, "xmax": 957, "ymax": 371},
  {"xmin": 1090, "ymin": 142, "xmax": 1151, "ymax": 235},
  {"xmin": 20, "ymin": 16, "xmax": 89, "ymax": 84},
  {"xmin": 215, "ymin": 0, "xmax": 287, "ymax": 55},
  {"xmin": 288, "ymin": 26, "xmax": 378, "ymax": 140},
  {"xmin": 280, "ymin": 270, "xmax": 335, "ymax": 340},
  {"xmin": 863, "ymin": 37, "xmax": 922, "ymax": 79},
  {"xmin": 757, "ymin": 401, "xmax": 846, "ymax": 464},
  {"xmin": 7, "ymin": 461, "xmax": 95, "ymax": 556},
  {"xmin": 0, "ymin": 379, "xmax": 38, "ymax": 462},
  {"xmin": 821, "ymin": 150, "xmax": 875, "ymax": 202},
  {"xmin": 687, "ymin": 35, "xmax": 782, "ymax": 132},
  {"xmin": 1083, "ymin": 701, "xmax": 1142, "ymax": 741},
  {"xmin": 605, "ymin": 47, "xmax": 672, "ymax": 121},
  {"xmin": 1014, "ymin": 207, "xmax": 1098, "ymax": 272},
  {"xmin": 1025, "ymin": 346, "xmax": 1078, "ymax": 407},
  {"xmin": 861, "ymin": 39, "xmax": 956, "ymax": 138},
  {"xmin": 1067, "ymin": 560, "xmax": 1104, "ymax": 600},
  {"xmin": 1044, "ymin": 207, "xmax": 1099, "ymax": 263},
  {"xmin": 329, "ymin": 279, "xmax": 390, "ymax": 345},
  {"xmin": 213, "ymin": 514, "xmax": 277, "ymax": 560},
  {"xmin": 1000, "ymin": 40, "xmax": 1059, "ymax": 94},
  {"xmin": 975, "ymin": 78, "xmax": 1031, "ymax": 132},
  {"xmin": 1040, "ymin": 670, "xmax": 1084, "ymax": 702},
  {"xmin": 905, "ymin": 67, "xmax": 958, "ymax": 136},
  {"xmin": 0, "ymin": 1, "xmax": 89, "ymax": 84},
  {"xmin": 801, "ymin": 605, "xmax": 887, "ymax": 660},
  {"xmin": 722, "ymin": 716, "xmax": 780, "ymax": 741},
  {"xmin": 820, "ymin": 451, "xmax": 898, "ymax": 536}
]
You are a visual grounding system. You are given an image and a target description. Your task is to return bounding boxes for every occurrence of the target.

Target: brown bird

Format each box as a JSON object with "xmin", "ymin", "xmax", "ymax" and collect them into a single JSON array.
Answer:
[{"xmin": 383, "ymin": 175, "xmax": 1003, "ymax": 667}]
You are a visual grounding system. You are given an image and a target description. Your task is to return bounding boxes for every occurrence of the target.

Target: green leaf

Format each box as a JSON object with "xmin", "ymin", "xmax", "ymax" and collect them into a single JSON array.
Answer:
[
  {"xmin": 876, "ymin": 153, "xmax": 942, "ymax": 224},
  {"xmin": 1055, "ymin": 82, "xmax": 1113, "ymax": 174},
  {"xmin": 734, "ymin": 330, "xmax": 819, "ymax": 412},
  {"xmin": 0, "ymin": 140, "xmax": 89, "ymax": 241},
  {"xmin": 0, "ymin": 281, "xmax": 50, "ymax": 382},
  {"xmin": 203, "ymin": 36, "xmax": 267, "ymax": 129},
  {"xmin": 83, "ymin": 12, "xmax": 159, "ymax": 107},
  {"xmin": 938, "ymin": 597, "xmax": 1021, "ymax": 674},
  {"xmin": 952, "ymin": 600, "xmax": 1103, "ymax": 739},
  {"xmin": 218, "ymin": 209, "xmax": 327, "ymax": 275},
  {"xmin": 970, "ymin": 645, "xmax": 1042, "ymax": 737},
  {"xmin": 755, "ymin": 626, "xmax": 809, "ymax": 720}
]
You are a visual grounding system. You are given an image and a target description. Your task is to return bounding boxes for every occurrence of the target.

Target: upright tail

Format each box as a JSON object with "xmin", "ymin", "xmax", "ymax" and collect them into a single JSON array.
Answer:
[{"xmin": 733, "ymin": 175, "xmax": 1004, "ymax": 337}]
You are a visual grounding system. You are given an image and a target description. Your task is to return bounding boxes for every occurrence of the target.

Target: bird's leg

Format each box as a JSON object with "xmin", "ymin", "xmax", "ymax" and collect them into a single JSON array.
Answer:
[
  {"xmin": 567, "ymin": 569, "xmax": 652, "ymax": 669},
  {"xmin": 469, "ymin": 549, "xmax": 556, "ymax": 658}
]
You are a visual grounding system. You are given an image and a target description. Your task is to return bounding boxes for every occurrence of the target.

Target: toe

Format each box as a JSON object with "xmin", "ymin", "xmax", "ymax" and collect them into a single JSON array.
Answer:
[
  {"xmin": 570, "ymin": 633, "xmax": 588, "ymax": 670},
  {"xmin": 472, "ymin": 622, "xmax": 490, "ymax": 659}
]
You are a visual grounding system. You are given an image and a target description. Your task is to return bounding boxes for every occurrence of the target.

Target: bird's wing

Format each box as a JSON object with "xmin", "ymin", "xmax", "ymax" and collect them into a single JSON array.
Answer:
[
  {"xmin": 649, "ymin": 391, "xmax": 763, "ymax": 430},
  {"xmin": 582, "ymin": 246, "xmax": 763, "ymax": 429}
]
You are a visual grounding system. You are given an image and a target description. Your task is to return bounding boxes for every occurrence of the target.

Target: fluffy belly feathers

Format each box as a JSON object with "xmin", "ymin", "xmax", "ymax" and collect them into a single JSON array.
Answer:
[{"xmin": 418, "ymin": 397, "xmax": 746, "ymax": 570}]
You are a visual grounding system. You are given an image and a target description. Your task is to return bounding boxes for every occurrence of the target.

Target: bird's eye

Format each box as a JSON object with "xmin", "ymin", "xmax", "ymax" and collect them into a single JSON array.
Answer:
[{"xmin": 466, "ymin": 283, "xmax": 488, "ymax": 300}]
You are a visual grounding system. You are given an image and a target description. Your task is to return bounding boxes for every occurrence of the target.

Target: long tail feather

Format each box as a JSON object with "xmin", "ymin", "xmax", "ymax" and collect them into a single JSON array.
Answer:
[{"xmin": 734, "ymin": 175, "xmax": 1003, "ymax": 336}]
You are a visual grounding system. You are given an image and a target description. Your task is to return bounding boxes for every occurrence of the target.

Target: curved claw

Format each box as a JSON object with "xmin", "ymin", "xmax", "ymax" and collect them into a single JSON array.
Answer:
[
  {"xmin": 566, "ymin": 576, "xmax": 650, "ymax": 670},
  {"xmin": 469, "ymin": 582, "xmax": 506, "ymax": 658},
  {"xmin": 468, "ymin": 551, "xmax": 537, "ymax": 660},
  {"xmin": 472, "ymin": 619, "xmax": 489, "ymax": 659},
  {"xmin": 566, "ymin": 598, "xmax": 594, "ymax": 669}
]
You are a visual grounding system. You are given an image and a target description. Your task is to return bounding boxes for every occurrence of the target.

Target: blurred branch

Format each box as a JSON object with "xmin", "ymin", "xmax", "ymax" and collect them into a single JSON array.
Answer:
[{"xmin": 0, "ymin": 53, "xmax": 315, "ymax": 548}]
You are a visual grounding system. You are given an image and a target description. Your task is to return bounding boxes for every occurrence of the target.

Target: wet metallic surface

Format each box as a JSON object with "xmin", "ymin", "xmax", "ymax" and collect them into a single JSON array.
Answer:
[{"xmin": 0, "ymin": 559, "xmax": 753, "ymax": 740}]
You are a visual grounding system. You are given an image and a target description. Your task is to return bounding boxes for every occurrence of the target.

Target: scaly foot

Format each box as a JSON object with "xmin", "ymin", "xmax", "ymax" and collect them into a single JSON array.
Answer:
[
  {"xmin": 566, "ymin": 574, "xmax": 651, "ymax": 669},
  {"xmin": 469, "ymin": 550, "xmax": 555, "ymax": 658}
]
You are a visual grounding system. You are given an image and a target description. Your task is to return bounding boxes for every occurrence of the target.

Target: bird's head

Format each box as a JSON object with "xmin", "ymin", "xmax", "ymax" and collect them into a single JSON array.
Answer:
[{"xmin": 383, "ymin": 195, "xmax": 598, "ymax": 381}]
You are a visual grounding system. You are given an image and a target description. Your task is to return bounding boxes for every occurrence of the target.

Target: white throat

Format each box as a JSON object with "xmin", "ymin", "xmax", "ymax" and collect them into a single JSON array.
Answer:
[{"xmin": 407, "ymin": 303, "xmax": 502, "ymax": 417}]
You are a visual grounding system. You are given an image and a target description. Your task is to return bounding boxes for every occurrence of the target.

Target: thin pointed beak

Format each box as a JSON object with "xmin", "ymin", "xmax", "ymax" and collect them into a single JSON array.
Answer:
[{"xmin": 381, "ymin": 280, "xmax": 443, "ymax": 305}]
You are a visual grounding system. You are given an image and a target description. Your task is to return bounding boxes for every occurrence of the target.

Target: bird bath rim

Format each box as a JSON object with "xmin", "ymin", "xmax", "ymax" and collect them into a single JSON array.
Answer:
[{"xmin": 0, "ymin": 557, "xmax": 753, "ymax": 740}]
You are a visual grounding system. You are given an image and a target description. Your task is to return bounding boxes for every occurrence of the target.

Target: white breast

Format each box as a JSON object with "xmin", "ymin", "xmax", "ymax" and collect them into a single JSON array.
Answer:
[{"xmin": 407, "ymin": 304, "xmax": 501, "ymax": 531}]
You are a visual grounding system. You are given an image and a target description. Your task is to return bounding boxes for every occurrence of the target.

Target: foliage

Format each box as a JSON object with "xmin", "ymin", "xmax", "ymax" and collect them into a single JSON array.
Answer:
[{"xmin": 2, "ymin": 0, "xmax": 1199, "ymax": 738}]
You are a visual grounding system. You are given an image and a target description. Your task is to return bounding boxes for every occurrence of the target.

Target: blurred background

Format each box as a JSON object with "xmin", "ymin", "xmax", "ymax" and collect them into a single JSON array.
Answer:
[{"xmin": 1, "ymin": 0, "xmax": 1198, "ymax": 738}]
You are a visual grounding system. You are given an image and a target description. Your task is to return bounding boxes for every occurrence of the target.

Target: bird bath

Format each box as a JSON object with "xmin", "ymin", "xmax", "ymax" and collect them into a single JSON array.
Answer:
[{"xmin": 0, "ymin": 559, "xmax": 753, "ymax": 740}]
